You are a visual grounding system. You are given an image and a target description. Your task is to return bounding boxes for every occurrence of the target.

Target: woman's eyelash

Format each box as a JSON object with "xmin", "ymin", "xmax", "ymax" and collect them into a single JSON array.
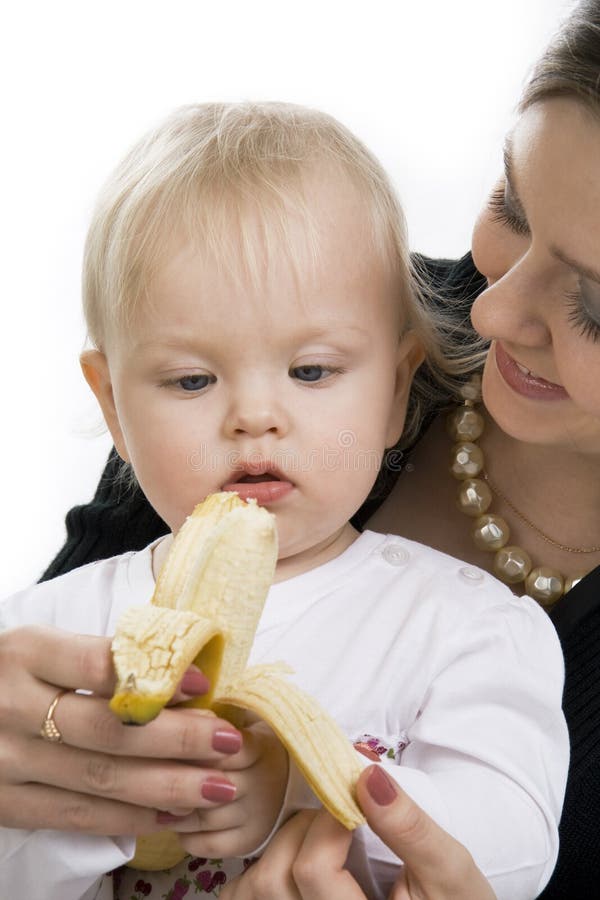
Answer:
[
  {"xmin": 565, "ymin": 289, "xmax": 600, "ymax": 343},
  {"xmin": 488, "ymin": 187, "xmax": 530, "ymax": 237},
  {"xmin": 488, "ymin": 184, "xmax": 600, "ymax": 344}
]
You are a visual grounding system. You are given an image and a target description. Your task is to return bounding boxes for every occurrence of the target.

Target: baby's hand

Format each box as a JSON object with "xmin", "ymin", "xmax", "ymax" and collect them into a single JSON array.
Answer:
[{"xmin": 167, "ymin": 720, "xmax": 289, "ymax": 858}]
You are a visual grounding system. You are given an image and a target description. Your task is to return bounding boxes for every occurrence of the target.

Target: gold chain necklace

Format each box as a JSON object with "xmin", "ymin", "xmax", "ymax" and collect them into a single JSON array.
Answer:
[
  {"xmin": 447, "ymin": 376, "xmax": 591, "ymax": 608},
  {"xmin": 482, "ymin": 470, "xmax": 600, "ymax": 554}
]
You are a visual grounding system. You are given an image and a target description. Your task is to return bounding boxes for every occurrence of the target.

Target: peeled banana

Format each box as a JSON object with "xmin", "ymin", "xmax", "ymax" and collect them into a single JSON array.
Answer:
[{"xmin": 110, "ymin": 491, "xmax": 365, "ymax": 870}]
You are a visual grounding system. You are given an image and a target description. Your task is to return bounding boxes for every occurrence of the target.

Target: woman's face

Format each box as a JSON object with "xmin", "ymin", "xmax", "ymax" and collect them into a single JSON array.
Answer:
[{"xmin": 471, "ymin": 98, "xmax": 600, "ymax": 454}]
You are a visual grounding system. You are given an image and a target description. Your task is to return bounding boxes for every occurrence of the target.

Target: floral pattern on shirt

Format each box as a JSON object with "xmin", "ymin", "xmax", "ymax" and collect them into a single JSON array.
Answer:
[
  {"xmin": 113, "ymin": 855, "xmax": 258, "ymax": 899},
  {"xmin": 353, "ymin": 732, "xmax": 408, "ymax": 763}
]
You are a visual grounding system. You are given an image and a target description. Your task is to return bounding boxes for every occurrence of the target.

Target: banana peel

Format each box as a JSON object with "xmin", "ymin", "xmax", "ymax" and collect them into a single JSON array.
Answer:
[{"xmin": 110, "ymin": 491, "xmax": 365, "ymax": 870}]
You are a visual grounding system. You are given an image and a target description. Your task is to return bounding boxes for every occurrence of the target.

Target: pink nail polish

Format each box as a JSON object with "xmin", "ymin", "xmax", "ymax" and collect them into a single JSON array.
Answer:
[
  {"xmin": 212, "ymin": 728, "xmax": 242, "ymax": 754},
  {"xmin": 366, "ymin": 765, "xmax": 397, "ymax": 806},
  {"xmin": 180, "ymin": 669, "xmax": 210, "ymax": 695},
  {"xmin": 201, "ymin": 776, "xmax": 237, "ymax": 803}
]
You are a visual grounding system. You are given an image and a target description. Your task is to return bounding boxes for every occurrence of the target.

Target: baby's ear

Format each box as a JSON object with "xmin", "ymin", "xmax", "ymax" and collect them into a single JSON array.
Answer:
[
  {"xmin": 385, "ymin": 331, "xmax": 426, "ymax": 447},
  {"xmin": 80, "ymin": 350, "xmax": 130, "ymax": 463}
]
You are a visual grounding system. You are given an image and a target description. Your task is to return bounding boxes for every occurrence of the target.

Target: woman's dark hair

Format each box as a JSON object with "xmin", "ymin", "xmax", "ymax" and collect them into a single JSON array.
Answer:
[{"xmin": 519, "ymin": 0, "xmax": 600, "ymax": 116}]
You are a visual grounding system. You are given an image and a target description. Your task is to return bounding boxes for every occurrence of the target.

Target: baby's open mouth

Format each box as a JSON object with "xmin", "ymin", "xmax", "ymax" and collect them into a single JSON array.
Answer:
[
  {"xmin": 222, "ymin": 469, "xmax": 293, "ymax": 505},
  {"xmin": 237, "ymin": 473, "xmax": 281, "ymax": 483}
]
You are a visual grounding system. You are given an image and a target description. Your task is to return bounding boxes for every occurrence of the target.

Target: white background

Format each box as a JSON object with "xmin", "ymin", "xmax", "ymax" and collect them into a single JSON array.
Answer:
[{"xmin": 1, "ymin": 0, "xmax": 570, "ymax": 597}]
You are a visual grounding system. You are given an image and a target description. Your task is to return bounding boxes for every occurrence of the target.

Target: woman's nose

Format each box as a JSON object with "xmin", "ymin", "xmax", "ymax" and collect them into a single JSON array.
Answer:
[{"xmin": 470, "ymin": 258, "xmax": 551, "ymax": 348}]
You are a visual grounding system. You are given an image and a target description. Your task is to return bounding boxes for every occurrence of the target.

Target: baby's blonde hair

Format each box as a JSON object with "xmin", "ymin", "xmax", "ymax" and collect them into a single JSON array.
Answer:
[
  {"xmin": 83, "ymin": 101, "xmax": 476, "ymax": 446},
  {"xmin": 85, "ymin": 101, "xmax": 425, "ymax": 337}
]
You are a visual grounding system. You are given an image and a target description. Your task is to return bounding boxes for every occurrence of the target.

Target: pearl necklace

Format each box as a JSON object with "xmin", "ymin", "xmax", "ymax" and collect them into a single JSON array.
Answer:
[{"xmin": 447, "ymin": 378, "xmax": 589, "ymax": 608}]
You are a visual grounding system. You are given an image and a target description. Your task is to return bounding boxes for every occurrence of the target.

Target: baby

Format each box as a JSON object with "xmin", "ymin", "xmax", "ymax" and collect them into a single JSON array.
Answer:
[{"xmin": 1, "ymin": 102, "xmax": 567, "ymax": 900}]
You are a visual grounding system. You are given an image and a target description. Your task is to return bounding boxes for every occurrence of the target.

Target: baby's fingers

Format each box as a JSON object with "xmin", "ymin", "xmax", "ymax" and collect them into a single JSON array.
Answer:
[
  {"xmin": 291, "ymin": 809, "xmax": 364, "ymax": 900},
  {"xmin": 220, "ymin": 810, "xmax": 319, "ymax": 900}
]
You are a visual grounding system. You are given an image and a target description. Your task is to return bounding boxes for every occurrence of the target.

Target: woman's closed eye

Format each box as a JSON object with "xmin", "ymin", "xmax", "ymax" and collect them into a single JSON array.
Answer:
[
  {"xmin": 289, "ymin": 364, "xmax": 344, "ymax": 383},
  {"xmin": 566, "ymin": 280, "xmax": 600, "ymax": 343},
  {"xmin": 487, "ymin": 184, "xmax": 600, "ymax": 343},
  {"xmin": 488, "ymin": 185, "xmax": 530, "ymax": 238}
]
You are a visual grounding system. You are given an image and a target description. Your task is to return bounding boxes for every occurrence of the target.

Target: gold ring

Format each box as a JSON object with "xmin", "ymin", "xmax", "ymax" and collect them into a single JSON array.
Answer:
[{"xmin": 40, "ymin": 690, "xmax": 67, "ymax": 743}]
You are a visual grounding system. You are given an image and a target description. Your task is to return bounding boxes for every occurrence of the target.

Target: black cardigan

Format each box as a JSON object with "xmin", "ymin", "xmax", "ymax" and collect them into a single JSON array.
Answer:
[{"xmin": 41, "ymin": 253, "xmax": 598, "ymax": 900}]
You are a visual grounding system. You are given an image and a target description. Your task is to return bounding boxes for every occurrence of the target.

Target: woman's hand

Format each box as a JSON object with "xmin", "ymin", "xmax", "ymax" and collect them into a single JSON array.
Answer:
[
  {"xmin": 0, "ymin": 625, "xmax": 244, "ymax": 836},
  {"xmin": 221, "ymin": 764, "xmax": 495, "ymax": 899},
  {"xmin": 168, "ymin": 720, "xmax": 290, "ymax": 859}
]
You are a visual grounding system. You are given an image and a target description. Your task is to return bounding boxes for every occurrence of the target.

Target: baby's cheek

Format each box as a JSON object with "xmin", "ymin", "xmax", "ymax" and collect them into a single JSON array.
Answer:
[{"xmin": 135, "ymin": 450, "xmax": 198, "ymax": 530}]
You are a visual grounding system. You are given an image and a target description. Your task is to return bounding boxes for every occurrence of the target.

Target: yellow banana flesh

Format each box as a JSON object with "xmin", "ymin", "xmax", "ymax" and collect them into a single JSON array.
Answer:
[
  {"xmin": 110, "ymin": 492, "xmax": 365, "ymax": 871},
  {"xmin": 110, "ymin": 606, "xmax": 219, "ymax": 724},
  {"xmin": 151, "ymin": 491, "xmax": 244, "ymax": 612},
  {"xmin": 220, "ymin": 664, "xmax": 366, "ymax": 828}
]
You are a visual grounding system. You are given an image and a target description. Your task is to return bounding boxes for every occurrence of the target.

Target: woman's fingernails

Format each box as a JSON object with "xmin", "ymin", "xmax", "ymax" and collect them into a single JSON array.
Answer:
[
  {"xmin": 212, "ymin": 728, "xmax": 242, "ymax": 754},
  {"xmin": 201, "ymin": 776, "xmax": 237, "ymax": 803},
  {"xmin": 180, "ymin": 669, "xmax": 210, "ymax": 695},
  {"xmin": 366, "ymin": 765, "xmax": 398, "ymax": 806},
  {"xmin": 156, "ymin": 811, "xmax": 189, "ymax": 825}
]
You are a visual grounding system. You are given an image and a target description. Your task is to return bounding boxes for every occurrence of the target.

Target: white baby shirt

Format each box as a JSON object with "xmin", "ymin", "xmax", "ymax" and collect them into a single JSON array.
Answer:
[{"xmin": 0, "ymin": 531, "xmax": 568, "ymax": 900}]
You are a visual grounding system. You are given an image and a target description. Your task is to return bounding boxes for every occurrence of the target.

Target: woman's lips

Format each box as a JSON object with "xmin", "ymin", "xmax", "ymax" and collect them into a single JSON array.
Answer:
[
  {"xmin": 493, "ymin": 341, "xmax": 569, "ymax": 401},
  {"xmin": 222, "ymin": 478, "xmax": 294, "ymax": 504}
]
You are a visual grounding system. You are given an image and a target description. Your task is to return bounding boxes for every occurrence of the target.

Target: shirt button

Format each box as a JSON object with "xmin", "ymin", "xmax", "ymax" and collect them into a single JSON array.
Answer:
[
  {"xmin": 458, "ymin": 566, "xmax": 485, "ymax": 584},
  {"xmin": 382, "ymin": 543, "xmax": 410, "ymax": 566}
]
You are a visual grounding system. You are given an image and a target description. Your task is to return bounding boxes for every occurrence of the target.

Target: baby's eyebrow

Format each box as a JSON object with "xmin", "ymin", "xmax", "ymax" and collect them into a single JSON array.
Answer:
[
  {"xmin": 132, "ymin": 337, "xmax": 203, "ymax": 354},
  {"xmin": 294, "ymin": 324, "xmax": 371, "ymax": 341},
  {"xmin": 133, "ymin": 324, "xmax": 371, "ymax": 352}
]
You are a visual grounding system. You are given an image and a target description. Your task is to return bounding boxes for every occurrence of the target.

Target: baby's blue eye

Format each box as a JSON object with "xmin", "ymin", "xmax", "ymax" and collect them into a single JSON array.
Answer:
[
  {"xmin": 291, "ymin": 365, "xmax": 327, "ymax": 382},
  {"xmin": 179, "ymin": 374, "xmax": 214, "ymax": 391}
]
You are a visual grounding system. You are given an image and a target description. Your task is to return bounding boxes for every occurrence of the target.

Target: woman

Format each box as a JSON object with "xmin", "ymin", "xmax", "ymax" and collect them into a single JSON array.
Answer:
[
  {"xmin": 2, "ymin": 2, "xmax": 599, "ymax": 898},
  {"xmin": 220, "ymin": 2, "xmax": 600, "ymax": 895}
]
